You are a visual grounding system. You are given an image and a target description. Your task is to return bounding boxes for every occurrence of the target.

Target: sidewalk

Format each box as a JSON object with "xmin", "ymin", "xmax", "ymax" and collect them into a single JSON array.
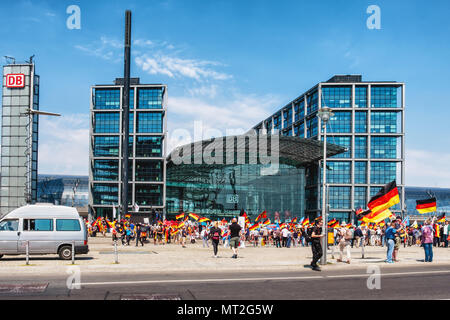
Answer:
[{"xmin": 0, "ymin": 236, "xmax": 449, "ymax": 275}]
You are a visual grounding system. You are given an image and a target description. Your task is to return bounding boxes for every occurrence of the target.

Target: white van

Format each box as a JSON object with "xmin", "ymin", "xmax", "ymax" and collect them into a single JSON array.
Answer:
[{"xmin": 0, "ymin": 204, "xmax": 89, "ymax": 260}]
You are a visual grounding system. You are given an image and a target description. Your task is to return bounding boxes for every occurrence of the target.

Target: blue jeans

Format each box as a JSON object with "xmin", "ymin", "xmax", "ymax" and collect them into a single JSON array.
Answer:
[
  {"xmin": 423, "ymin": 243, "xmax": 433, "ymax": 262},
  {"xmin": 386, "ymin": 239, "xmax": 395, "ymax": 262}
]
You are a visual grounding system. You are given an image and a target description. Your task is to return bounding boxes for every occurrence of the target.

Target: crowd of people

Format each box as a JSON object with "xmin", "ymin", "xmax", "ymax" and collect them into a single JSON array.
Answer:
[{"xmin": 85, "ymin": 215, "xmax": 449, "ymax": 269}]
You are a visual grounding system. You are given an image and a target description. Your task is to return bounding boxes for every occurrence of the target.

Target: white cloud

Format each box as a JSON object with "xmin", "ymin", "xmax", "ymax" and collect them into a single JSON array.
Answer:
[
  {"xmin": 135, "ymin": 54, "xmax": 231, "ymax": 81},
  {"xmin": 406, "ymin": 149, "xmax": 450, "ymax": 188},
  {"xmin": 187, "ymin": 84, "xmax": 218, "ymax": 98},
  {"xmin": 75, "ymin": 36, "xmax": 123, "ymax": 63},
  {"xmin": 166, "ymin": 93, "xmax": 280, "ymax": 153},
  {"xmin": 38, "ymin": 114, "xmax": 89, "ymax": 176}
]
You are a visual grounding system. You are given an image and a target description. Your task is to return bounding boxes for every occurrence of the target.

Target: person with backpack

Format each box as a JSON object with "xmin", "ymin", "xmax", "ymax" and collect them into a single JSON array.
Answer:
[
  {"xmin": 421, "ymin": 218, "xmax": 435, "ymax": 262},
  {"xmin": 337, "ymin": 226, "xmax": 352, "ymax": 264},
  {"xmin": 210, "ymin": 222, "xmax": 222, "ymax": 258}
]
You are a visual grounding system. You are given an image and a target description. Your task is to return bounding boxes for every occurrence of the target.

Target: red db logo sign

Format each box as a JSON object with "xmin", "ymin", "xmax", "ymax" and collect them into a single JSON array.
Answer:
[{"xmin": 6, "ymin": 74, "xmax": 25, "ymax": 88}]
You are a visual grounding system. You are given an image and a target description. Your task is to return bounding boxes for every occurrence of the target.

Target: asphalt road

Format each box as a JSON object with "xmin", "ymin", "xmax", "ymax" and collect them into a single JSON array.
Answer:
[{"xmin": 0, "ymin": 264, "xmax": 450, "ymax": 300}]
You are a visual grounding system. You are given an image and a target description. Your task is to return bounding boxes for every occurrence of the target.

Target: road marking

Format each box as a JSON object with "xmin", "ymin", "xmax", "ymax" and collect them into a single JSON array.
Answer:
[
  {"xmin": 121, "ymin": 294, "xmax": 181, "ymax": 300},
  {"xmin": 74, "ymin": 269, "xmax": 450, "ymax": 287},
  {"xmin": 77, "ymin": 276, "xmax": 323, "ymax": 286},
  {"xmin": 0, "ymin": 283, "xmax": 48, "ymax": 294},
  {"xmin": 327, "ymin": 270, "xmax": 450, "ymax": 279}
]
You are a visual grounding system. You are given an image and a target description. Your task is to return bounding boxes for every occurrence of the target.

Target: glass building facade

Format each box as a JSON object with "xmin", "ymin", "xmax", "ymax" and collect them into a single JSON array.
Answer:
[
  {"xmin": 254, "ymin": 75, "xmax": 405, "ymax": 222},
  {"xmin": 167, "ymin": 163, "xmax": 306, "ymax": 221},
  {"xmin": 89, "ymin": 79, "xmax": 167, "ymax": 219},
  {"xmin": 1, "ymin": 63, "xmax": 40, "ymax": 217},
  {"xmin": 37, "ymin": 175, "xmax": 89, "ymax": 208},
  {"xmin": 165, "ymin": 135, "xmax": 344, "ymax": 221}
]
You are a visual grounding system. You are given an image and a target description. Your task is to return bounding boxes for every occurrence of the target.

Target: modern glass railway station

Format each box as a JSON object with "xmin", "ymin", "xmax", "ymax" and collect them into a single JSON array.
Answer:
[{"xmin": 165, "ymin": 135, "xmax": 345, "ymax": 221}]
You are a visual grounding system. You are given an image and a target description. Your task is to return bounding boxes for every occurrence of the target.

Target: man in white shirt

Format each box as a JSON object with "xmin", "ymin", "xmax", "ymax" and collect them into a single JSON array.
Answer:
[
  {"xmin": 444, "ymin": 221, "xmax": 449, "ymax": 248},
  {"xmin": 282, "ymin": 227, "xmax": 289, "ymax": 247},
  {"xmin": 201, "ymin": 228, "xmax": 209, "ymax": 248}
]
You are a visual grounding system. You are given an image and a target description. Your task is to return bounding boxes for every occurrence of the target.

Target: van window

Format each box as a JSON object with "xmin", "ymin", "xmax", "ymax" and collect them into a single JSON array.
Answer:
[
  {"xmin": 56, "ymin": 219, "xmax": 81, "ymax": 231},
  {"xmin": 0, "ymin": 219, "xmax": 19, "ymax": 231},
  {"xmin": 23, "ymin": 219, "xmax": 53, "ymax": 231}
]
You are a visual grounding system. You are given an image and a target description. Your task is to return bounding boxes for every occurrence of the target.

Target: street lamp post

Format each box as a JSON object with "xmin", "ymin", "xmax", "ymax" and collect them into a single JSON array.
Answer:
[{"xmin": 317, "ymin": 107, "xmax": 334, "ymax": 265}]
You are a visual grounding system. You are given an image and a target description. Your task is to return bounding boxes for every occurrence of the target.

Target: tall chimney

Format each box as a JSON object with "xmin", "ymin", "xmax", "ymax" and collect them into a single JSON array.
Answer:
[{"xmin": 121, "ymin": 10, "xmax": 132, "ymax": 217}]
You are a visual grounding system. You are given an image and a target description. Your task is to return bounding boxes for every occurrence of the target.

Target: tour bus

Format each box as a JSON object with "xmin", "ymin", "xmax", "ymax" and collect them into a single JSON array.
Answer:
[{"xmin": 0, "ymin": 204, "xmax": 89, "ymax": 260}]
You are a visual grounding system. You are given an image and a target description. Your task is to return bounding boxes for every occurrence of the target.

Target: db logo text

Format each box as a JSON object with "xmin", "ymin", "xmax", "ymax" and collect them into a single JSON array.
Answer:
[{"xmin": 6, "ymin": 74, "xmax": 25, "ymax": 88}]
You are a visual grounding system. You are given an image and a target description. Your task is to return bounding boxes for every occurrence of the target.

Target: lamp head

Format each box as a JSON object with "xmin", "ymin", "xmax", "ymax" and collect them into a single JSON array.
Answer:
[{"xmin": 317, "ymin": 107, "xmax": 334, "ymax": 123}]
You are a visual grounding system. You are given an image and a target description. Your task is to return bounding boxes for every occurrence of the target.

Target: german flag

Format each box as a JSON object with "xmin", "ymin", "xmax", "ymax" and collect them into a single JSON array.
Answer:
[
  {"xmin": 255, "ymin": 210, "xmax": 267, "ymax": 222},
  {"xmin": 328, "ymin": 218, "xmax": 337, "ymax": 227},
  {"xmin": 291, "ymin": 217, "xmax": 298, "ymax": 224},
  {"xmin": 366, "ymin": 208, "xmax": 394, "ymax": 224},
  {"xmin": 368, "ymin": 181, "xmax": 400, "ymax": 214},
  {"xmin": 357, "ymin": 209, "xmax": 372, "ymax": 223},
  {"xmin": 302, "ymin": 218, "xmax": 310, "ymax": 226},
  {"xmin": 189, "ymin": 213, "xmax": 200, "ymax": 221},
  {"xmin": 125, "ymin": 214, "xmax": 131, "ymax": 219},
  {"xmin": 437, "ymin": 213, "xmax": 446, "ymax": 223},
  {"xmin": 198, "ymin": 217, "xmax": 210, "ymax": 223},
  {"xmin": 377, "ymin": 221, "xmax": 386, "ymax": 228},
  {"xmin": 248, "ymin": 223, "xmax": 260, "ymax": 231},
  {"xmin": 175, "ymin": 213, "xmax": 185, "ymax": 220},
  {"xmin": 329, "ymin": 220, "xmax": 339, "ymax": 228},
  {"xmin": 262, "ymin": 219, "xmax": 271, "ymax": 227},
  {"xmin": 416, "ymin": 197, "xmax": 437, "ymax": 214}
]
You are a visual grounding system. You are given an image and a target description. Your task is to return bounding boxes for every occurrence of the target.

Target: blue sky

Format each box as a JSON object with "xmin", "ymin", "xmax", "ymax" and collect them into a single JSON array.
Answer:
[{"xmin": 1, "ymin": 0, "xmax": 450, "ymax": 187}]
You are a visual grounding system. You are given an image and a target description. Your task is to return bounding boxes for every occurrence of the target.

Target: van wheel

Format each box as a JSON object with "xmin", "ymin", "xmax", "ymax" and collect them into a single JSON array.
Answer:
[{"xmin": 58, "ymin": 246, "xmax": 73, "ymax": 260}]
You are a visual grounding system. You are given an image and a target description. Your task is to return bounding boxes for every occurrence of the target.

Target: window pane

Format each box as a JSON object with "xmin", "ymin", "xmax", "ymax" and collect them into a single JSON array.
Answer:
[
  {"xmin": 355, "ymin": 112, "xmax": 367, "ymax": 133},
  {"xmin": 138, "ymin": 88, "xmax": 163, "ymax": 109},
  {"xmin": 137, "ymin": 112, "xmax": 163, "ymax": 133},
  {"xmin": 322, "ymin": 86, "xmax": 351, "ymax": 108},
  {"xmin": 328, "ymin": 136, "xmax": 351, "ymax": 158},
  {"xmin": 371, "ymin": 112, "xmax": 399, "ymax": 133},
  {"xmin": 371, "ymin": 137, "xmax": 398, "ymax": 159},
  {"xmin": 56, "ymin": 219, "xmax": 81, "ymax": 231},
  {"xmin": 0, "ymin": 219, "xmax": 19, "ymax": 231},
  {"xmin": 24, "ymin": 219, "xmax": 53, "ymax": 231},
  {"xmin": 136, "ymin": 136, "xmax": 162, "ymax": 157},
  {"xmin": 325, "ymin": 111, "xmax": 351, "ymax": 133},
  {"xmin": 355, "ymin": 86, "xmax": 367, "ymax": 108},
  {"xmin": 325, "ymin": 161, "xmax": 351, "ymax": 184},
  {"xmin": 354, "ymin": 161, "xmax": 367, "ymax": 184},
  {"xmin": 94, "ymin": 89, "xmax": 120, "ymax": 109},
  {"xmin": 93, "ymin": 160, "xmax": 119, "ymax": 181},
  {"xmin": 355, "ymin": 136, "xmax": 367, "ymax": 158},
  {"xmin": 371, "ymin": 86, "xmax": 400, "ymax": 108},
  {"xmin": 93, "ymin": 136, "xmax": 119, "ymax": 157},
  {"xmin": 94, "ymin": 113, "xmax": 120, "ymax": 133},
  {"xmin": 307, "ymin": 91, "xmax": 318, "ymax": 115}
]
